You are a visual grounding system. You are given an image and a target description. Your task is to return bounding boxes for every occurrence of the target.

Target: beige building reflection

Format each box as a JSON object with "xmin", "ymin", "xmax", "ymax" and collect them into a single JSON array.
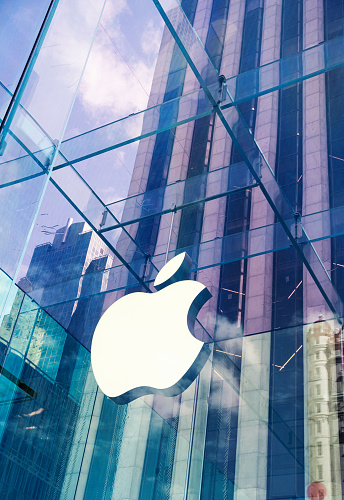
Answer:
[{"xmin": 307, "ymin": 316, "xmax": 343, "ymax": 499}]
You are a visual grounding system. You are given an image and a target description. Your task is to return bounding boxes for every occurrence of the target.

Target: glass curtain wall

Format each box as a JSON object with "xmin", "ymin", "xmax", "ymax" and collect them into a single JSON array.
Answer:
[{"xmin": 0, "ymin": 0, "xmax": 344, "ymax": 499}]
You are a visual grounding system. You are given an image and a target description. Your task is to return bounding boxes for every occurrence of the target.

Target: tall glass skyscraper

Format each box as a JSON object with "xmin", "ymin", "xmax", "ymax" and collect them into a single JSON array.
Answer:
[{"xmin": 1, "ymin": 0, "xmax": 344, "ymax": 498}]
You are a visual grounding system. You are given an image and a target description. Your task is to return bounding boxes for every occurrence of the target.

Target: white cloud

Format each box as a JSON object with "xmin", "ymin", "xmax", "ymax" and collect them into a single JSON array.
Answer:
[
  {"xmin": 103, "ymin": 0, "xmax": 129, "ymax": 20},
  {"xmin": 141, "ymin": 19, "xmax": 163, "ymax": 59},
  {"xmin": 78, "ymin": 42, "xmax": 147, "ymax": 119},
  {"xmin": 77, "ymin": 0, "xmax": 163, "ymax": 128}
]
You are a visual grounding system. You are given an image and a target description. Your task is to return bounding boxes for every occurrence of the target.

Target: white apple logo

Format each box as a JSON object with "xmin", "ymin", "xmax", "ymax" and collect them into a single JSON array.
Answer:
[{"xmin": 91, "ymin": 252, "xmax": 211, "ymax": 404}]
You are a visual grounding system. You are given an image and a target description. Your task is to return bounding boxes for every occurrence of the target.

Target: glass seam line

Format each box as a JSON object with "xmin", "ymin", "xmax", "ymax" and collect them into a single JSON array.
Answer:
[
  {"xmin": 72, "ymin": 386, "xmax": 99, "ymax": 500},
  {"xmin": 151, "ymin": 0, "xmax": 344, "ymax": 324},
  {"xmin": 183, "ymin": 374, "xmax": 199, "ymax": 500},
  {"xmin": 0, "ymin": 362, "xmax": 37, "ymax": 399}
]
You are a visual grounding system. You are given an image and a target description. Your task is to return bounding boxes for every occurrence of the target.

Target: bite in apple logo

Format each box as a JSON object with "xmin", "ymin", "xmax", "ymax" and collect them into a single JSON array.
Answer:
[{"xmin": 91, "ymin": 252, "xmax": 211, "ymax": 404}]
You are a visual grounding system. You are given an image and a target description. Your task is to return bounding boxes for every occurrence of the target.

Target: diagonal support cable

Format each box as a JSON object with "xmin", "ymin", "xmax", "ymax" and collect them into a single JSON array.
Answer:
[{"xmin": 152, "ymin": 0, "xmax": 344, "ymax": 323}]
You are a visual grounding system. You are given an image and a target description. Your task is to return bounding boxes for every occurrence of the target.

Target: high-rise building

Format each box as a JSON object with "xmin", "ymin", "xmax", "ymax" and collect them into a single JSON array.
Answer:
[
  {"xmin": 24, "ymin": 219, "xmax": 112, "ymax": 349},
  {"xmin": 1, "ymin": 0, "xmax": 344, "ymax": 498}
]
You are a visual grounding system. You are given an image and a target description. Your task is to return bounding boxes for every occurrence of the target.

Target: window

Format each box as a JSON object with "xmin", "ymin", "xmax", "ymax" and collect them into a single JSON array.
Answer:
[
  {"xmin": 317, "ymin": 421, "xmax": 322, "ymax": 433},
  {"xmin": 316, "ymin": 351, "xmax": 320, "ymax": 360},
  {"xmin": 316, "ymin": 384, "xmax": 321, "ymax": 396},
  {"xmin": 318, "ymin": 442, "xmax": 322, "ymax": 456}
]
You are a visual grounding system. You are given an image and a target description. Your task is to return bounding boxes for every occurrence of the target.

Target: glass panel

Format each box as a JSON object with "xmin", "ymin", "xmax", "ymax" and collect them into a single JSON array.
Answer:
[
  {"xmin": 103, "ymin": 162, "xmax": 256, "ymax": 229},
  {"xmin": 0, "ymin": 0, "xmax": 106, "ymax": 325},
  {"xmin": 0, "ymin": 269, "xmax": 97, "ymax": 499},
  {"xmin": 152, "ymin": 0, "xmax": 344, "ymax": 322},
  {"xmin": 1, "ymin": 271, "xmax": 343, "ymax": 499},
  {"xmin": 16, "ymin": 0, "xmax": 105, "ymax": 142},
  {"xmin": 55, "ymin": 87, "xmax": 214, "ymax": 168},
  {"xmin": 63, "ymin": 0, "xmax": 165, "ymax": 137}
]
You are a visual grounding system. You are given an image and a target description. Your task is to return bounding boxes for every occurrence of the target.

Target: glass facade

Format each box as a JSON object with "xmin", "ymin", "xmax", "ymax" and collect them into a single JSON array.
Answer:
[{"xmin": 1, "ymin": 0, "xmax": 344, "ymax": 498}]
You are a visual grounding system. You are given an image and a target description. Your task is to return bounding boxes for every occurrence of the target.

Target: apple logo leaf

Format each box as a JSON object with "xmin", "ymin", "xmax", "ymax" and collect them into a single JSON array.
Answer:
[
  {"xmin": 154, "ymin": 252, "xmax": 192, "ymax": 290},
  {"xmin": 91, "ymin": 252, "xmax": 212, "ymax": 404}
]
